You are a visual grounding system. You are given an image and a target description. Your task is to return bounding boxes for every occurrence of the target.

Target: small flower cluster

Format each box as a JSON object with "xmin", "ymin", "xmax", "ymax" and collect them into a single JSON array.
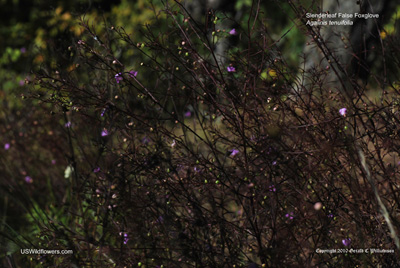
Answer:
[
  {"xmin": 119, "ymin": 232, "xmax": 129, "ymax": 244},
  {"xmin": 285, "ymin": 212, "xmax": 294, "ymax": 220},
  {"xmin": 268, "ymin": 185, "xmax": 276, "ymax": 192}
]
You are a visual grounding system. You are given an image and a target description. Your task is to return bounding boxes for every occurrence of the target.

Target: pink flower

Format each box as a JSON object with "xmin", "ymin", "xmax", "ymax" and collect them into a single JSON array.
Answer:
[
  {"xmin": 339, "ymin": 108, "xmax": 347, "ymax": 117},
  {"xmin": 230, "ymin": 149, "xmax": 239, "ymax": 156},
  {"xmin": 93, "ymin": 167, "xmax": 101, "ymax": 173},
  {"xmin": 4, "ymin": 143, "xmax": 10, "ymax": 150},
  {"xmin": 25, "ymin": 176, "xmax": 33, "ymax": 183},
  {"xmin": 101, "ymin": 129, "xmax": 109, "ymax": 136},
  {"xmin": 229, "ymin": 28, "xmax": 237, "ymax": 35},
  {"xmin": 227, "ymin": 66, "xmax": 236, "ymax": 72}
]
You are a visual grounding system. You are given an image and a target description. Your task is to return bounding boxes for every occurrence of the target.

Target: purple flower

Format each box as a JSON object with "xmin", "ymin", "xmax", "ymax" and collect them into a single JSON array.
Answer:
[
  {"xmin": 156, "ymin": 216, "xmax": 164, "ymax": 224},
  {"xmin": 285, "ymin": 212, "xmax": 294, "ymax": 220},
  {"xmin": 65, "ymin": 121, "xmax": 72, "ymax": 128},
  {"xmin": 339, "ymin": 108, "xmax": 347, "ymax": 117},
  {"xmin": 119, "ymin": 232, "xmax": 129, "ymax": 244},
  {"xmin": 229, "ymin": 149, "xmax": 239, "ymax": 156},
  {"xmin": 272, "ymin": 161, "xmax": 277, "ymax": 166},
  {"xmin": 227, "ymin": 66, "xmax": 236, "ymax": 72},
  {"xmin": 25, "ymin": 176, "xmax": 33, "ymax": 183},
  {"xmin": 236, "ymin": 208, "xmax": 243, "ymax": 216},
  {"xmin": 229, "ymin": 28, "xmax": 237, "ymax": 35},
  {"xmin": 269, "ymin": 185, "xmax": 276, "ymax": 192},
  {"xmin": 101, "ymin": 108, "xmax": 107, "ymax": 117},
  {"xmin": 93, "ymin": 167, "xmax": 101, "ymax": 173},
  {"xmin": 184, "ymin": 111, "xmax": 192, "ymax": 117},
  {"xmin": 342, "ymin": 238, "xmax": 351, "ymax": 247},
  {"xmin": 328, "ymin": 213, "xmax": 334, "ymax": 218},
  {"xmin": 115, "ymin": 73, "xmax": 123, "ymax": 83},
  {"xmin": 4, "ymin": 143, "xmax": 10, "ymax": 150},
  {"xmin": 101, "ymin": 129, "xmax": 109, "ymax": 137},
  {"xmin": 142, "ymin": 137, "xmax": 150, "ymax": 144},
  {"xmin": 19, "ymin": 80, "xmax": 25, "ymax": 86},
  {"xmin": 51, "ymin": 159, "xmax": 56, "ymax": 165},
  {"xmin": 20, "ymin": 47, "xmax": 26, "ymax": 53},
  {"xmin": 128, "ymin": 70, "xmax": 138, "ymax": 78}
]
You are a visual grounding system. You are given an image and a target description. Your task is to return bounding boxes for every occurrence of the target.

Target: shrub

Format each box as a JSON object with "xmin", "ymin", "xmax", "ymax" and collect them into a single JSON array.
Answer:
[{"xmin": 2, "ymin": 0, "xmax": 400, "ymax": 267}]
